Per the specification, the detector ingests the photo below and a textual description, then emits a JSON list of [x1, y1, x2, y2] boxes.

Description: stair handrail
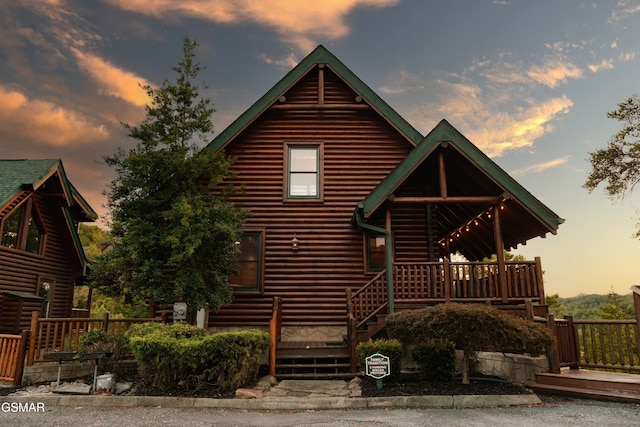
[[268, 296, 282, 376], [348, 269, 389, 329]]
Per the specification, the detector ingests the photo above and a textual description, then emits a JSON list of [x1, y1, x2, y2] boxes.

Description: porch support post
[[355, 204, 394, 314], [632, 285, 640, 362], [492, 206, 508, 303]]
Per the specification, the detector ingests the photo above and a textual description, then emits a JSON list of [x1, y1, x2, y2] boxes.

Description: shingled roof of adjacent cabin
[[1, 159, 97, 273], [0, 159, 96, 221]]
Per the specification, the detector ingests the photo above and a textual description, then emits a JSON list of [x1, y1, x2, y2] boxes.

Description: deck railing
[[348, 258, 545, 334], [0, 331, 28, 385], [554, 316, 640, 371], [26, 312, 162, 365], [393, 258, 544, 304]]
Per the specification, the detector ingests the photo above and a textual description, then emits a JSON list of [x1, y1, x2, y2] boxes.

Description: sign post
[[365, 353, 390, 390]]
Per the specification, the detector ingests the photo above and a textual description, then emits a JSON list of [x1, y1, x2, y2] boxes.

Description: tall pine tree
[[90, 36, 246, 311]]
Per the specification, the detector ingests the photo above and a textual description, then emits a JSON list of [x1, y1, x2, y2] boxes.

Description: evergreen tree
[[90, 36, 246, 311]]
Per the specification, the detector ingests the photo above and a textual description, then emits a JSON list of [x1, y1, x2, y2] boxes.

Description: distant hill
[[546, 292, 636, 320]]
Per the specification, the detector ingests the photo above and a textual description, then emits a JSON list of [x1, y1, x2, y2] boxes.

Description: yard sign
[[366, 353, 390, 389]]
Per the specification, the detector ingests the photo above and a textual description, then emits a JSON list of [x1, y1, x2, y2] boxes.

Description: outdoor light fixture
[[291, 235, 299, 251]]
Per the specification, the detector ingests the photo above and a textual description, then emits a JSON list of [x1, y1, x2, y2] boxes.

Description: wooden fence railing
[[393, 259, 544, 304], [348, 258, 545, 334], [0, 331, 29, 386], [575, 318, 639, 371], [550, 286, 640, 372], [27, 312, 162, 366], [553, 315, 640, 372]]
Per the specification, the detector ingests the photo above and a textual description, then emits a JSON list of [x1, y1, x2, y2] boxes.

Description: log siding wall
[[209, 67, 414, 327], [0, 189, 82, 328]]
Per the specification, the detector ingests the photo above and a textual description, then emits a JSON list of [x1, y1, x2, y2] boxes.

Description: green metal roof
[[358, 119, 565, 232], [206, 45, 423, 152]]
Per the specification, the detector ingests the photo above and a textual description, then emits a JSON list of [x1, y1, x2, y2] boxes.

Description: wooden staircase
[[357, 314, 387, 341], [531, 369, 640, 403], [274, 341, 353, 379]]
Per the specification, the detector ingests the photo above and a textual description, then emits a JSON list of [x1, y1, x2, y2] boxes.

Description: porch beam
[[492, 205, 509, 303], [270, 103, 370, 110], [438, 149, 447, 198], [389, 195, 505, 204]]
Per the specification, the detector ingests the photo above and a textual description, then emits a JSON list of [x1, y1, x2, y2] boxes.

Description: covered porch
[[348, 258, 547, 334], [348, 120, 563, 338]]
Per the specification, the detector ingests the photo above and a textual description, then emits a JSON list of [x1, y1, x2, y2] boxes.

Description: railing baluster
[[625, 324, 635, 366], [615, 324, 624, 365]]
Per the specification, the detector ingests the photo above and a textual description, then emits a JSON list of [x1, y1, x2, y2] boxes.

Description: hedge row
[[128, 323, 269, 391]]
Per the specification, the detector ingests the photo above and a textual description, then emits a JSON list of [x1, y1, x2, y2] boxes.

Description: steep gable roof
[[206, 45, 423, 152], [0, 159, 97, 274], [0, 159, 96, 221], [357, 120, 564, 258]]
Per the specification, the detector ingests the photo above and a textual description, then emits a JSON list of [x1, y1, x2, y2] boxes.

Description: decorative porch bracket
[[355, 204, 394, 314]]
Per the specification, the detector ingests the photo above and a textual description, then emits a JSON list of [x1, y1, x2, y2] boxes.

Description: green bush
[[387, 304, 555, 384], [78, 329, 129, 373], [356, 338, 403, 379], [128, 323, 269, 391], [129, 322, 205, 339], [387, 303, 554, 356], [411, 339, 456, 381]]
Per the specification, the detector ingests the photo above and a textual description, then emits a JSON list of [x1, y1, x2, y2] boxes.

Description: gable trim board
[[356, 119, 564, 234], [207, 45, 423, 153]]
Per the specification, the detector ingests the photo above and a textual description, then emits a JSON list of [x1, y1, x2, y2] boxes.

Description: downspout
[[355, 203, 394, 314]]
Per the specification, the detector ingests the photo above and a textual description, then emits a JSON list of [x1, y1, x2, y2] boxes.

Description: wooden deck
[[532, 368, 640, 403]]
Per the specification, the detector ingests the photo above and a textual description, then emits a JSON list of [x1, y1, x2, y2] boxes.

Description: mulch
[[361, 373, 532, 397]]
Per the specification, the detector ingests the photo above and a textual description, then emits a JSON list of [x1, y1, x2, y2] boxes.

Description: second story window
[[285, 143, 323, 200], [1, 198, 45, 255]]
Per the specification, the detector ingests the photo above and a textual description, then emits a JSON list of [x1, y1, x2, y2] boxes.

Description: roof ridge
[[205, 45, 423, 152]]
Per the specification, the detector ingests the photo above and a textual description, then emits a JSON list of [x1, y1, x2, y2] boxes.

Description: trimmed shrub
[[387, 304, 554, 384], [129, 321, 205, 339], [411, 339, 456, 381], [356, 338, 403, 379], [387, 303, 553, 355], [128, 323, 269, 391]]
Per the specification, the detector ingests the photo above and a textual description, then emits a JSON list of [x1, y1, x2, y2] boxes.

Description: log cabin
[[0, 159, 96, 334], [205, 46, 564, 377]]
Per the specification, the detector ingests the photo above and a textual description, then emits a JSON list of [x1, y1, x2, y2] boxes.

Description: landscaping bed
[[360, 373, 532, 397]]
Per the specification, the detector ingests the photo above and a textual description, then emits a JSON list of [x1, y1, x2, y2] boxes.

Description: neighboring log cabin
[[205, 45, 564, 349], [0, 160, 96, 333]]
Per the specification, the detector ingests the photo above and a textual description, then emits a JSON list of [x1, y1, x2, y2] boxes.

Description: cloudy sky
[[2, 0, 640, 297]]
